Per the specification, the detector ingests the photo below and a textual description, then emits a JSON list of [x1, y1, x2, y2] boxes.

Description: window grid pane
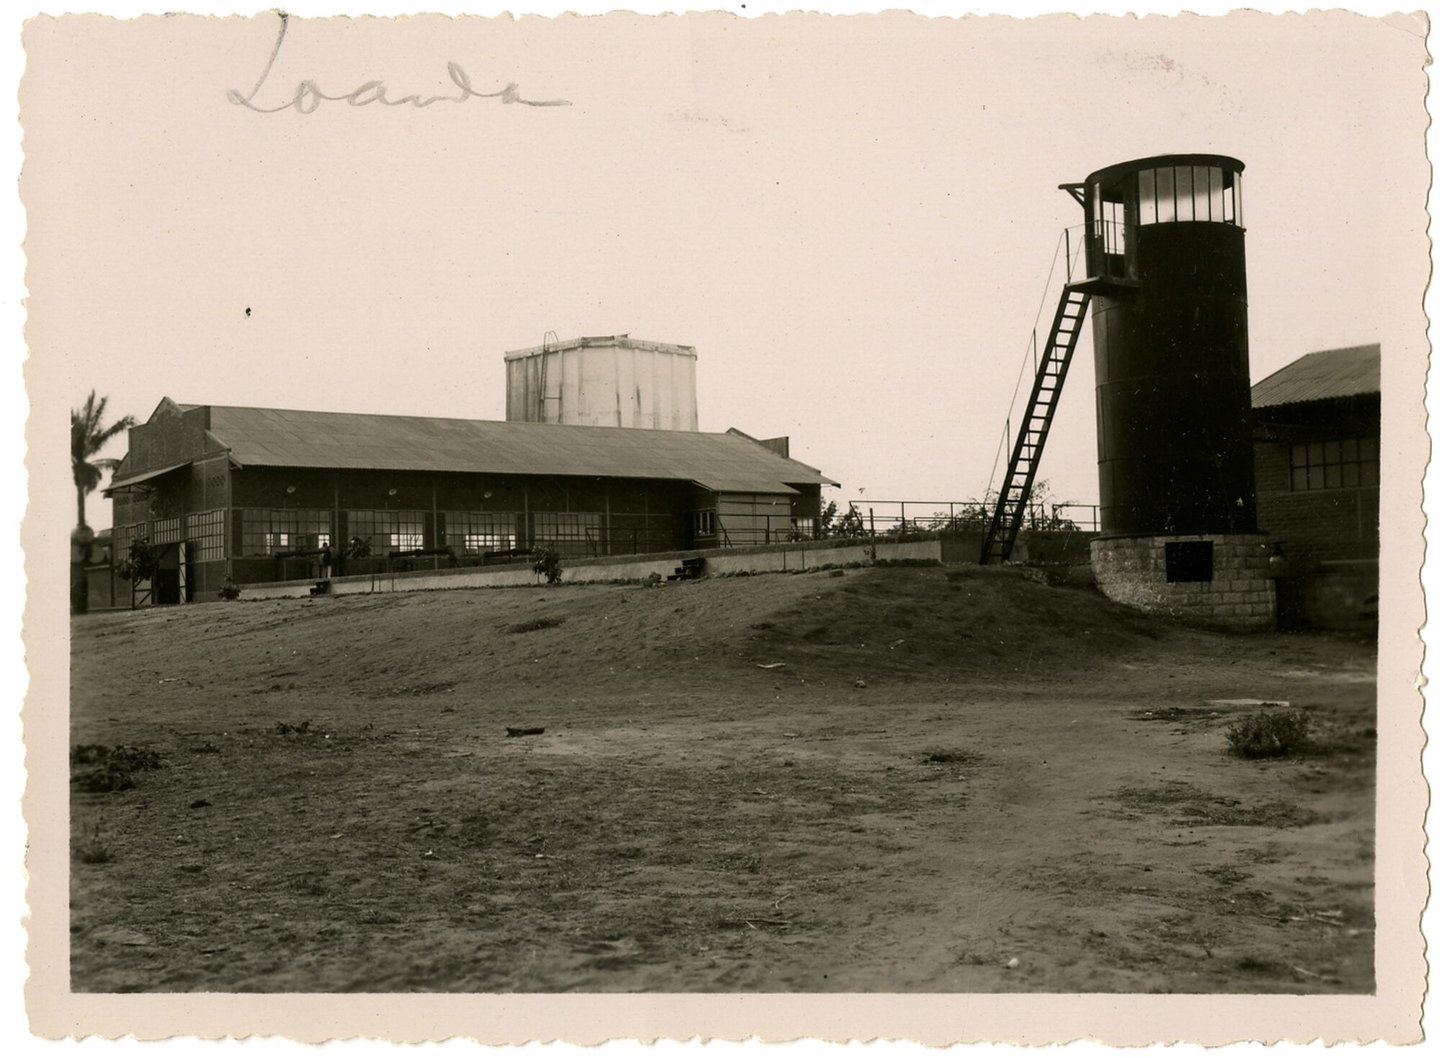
[[1289, 437, 1380, 492], [347, 509, 425, 552], [1102, 200, 1125, 255], [185, 509, 225, 562], [1192, 166, 1210, 221], [242, 508, 332, 555], [1137, 166, 1241, 226], [444, 511, 518, 554], [1155, 167, 1176, 223], [1206, 167, 1224, 221], [1138, 168, 1157, 225], [1175, 166, 1195, 221], [533, 512, 603, 558]]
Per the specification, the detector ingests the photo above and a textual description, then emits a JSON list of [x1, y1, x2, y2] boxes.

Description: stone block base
[[1090, 533, 1276, 632]]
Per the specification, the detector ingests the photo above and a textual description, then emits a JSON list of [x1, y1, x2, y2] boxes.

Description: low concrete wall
[[935, 530, 1096, 566], [1091, 533, 1276, 632], [1024, 531, 1099, 566], [236, 538, 943, 602]]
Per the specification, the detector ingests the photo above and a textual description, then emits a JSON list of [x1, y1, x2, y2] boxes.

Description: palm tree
[[71, 391, 135, 529]]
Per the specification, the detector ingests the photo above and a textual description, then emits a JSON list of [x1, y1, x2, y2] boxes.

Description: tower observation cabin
[[1068, 154, 1245, 291]]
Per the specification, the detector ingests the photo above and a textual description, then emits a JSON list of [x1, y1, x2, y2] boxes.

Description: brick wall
[[1091, 533, 1276, 631], [1252, 392, 1380, 569], [1253, 439, 1379, 567]]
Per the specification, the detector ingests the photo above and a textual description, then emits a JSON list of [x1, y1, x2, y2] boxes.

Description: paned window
[[242, 509, 333, 555], [445, 511, 518, 554], [112, 523, 142, 560], [185, 510, 226, 562], [1138, 165, 1240, 226], [151, 517, 183, 544], [346, 509, 425, 552], [1096, 198, 1126, 255], [1289, 437, 1379, 491], [533, 512, 602, 558]]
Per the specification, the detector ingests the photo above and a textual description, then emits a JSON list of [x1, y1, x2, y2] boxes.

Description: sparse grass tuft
[[75, 821, 114, 864], [1225, 710, 1311, 759], [71, 744, 163, 793], [922, 749, 984, 766], [506, 616, 566, 634]]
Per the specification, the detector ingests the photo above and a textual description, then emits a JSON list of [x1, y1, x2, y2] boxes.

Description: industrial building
[[100, 336, 833, 605], [1251, 343, 1380, 630]]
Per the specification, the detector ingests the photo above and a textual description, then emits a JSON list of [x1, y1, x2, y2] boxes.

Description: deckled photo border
[[11, 2, 1432, 1046]]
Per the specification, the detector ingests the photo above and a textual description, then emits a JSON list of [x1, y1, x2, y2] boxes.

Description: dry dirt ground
[[68, 563, 1376, 993]]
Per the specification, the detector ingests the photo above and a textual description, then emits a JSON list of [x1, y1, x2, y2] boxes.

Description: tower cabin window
[[1095, 197, 1126, 255], [1138, 166, 1242, 226]]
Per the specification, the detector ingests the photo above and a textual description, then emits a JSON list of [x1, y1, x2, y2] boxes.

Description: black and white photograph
[[15, 1, 1431, 1045]]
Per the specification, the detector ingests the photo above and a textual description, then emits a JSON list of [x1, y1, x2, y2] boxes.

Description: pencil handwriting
[[227, 13, 572, 115]]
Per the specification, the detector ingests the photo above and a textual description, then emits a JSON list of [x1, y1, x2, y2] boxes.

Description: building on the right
[[1250, 343, 1380, 633]]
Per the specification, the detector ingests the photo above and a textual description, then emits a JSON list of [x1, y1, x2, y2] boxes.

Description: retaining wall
[[235, 537, 943, 602]]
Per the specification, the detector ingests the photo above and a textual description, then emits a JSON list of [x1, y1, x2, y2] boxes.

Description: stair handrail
[[982, 223, 1089, 503]]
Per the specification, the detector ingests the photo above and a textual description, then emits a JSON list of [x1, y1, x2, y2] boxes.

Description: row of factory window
[[1289, 437, 1379, 492], [238, 509, 535, 556], [112, 510, 645, 562], [112, 506, 820, 563]]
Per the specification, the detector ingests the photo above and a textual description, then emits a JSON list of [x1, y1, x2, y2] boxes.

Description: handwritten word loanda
[[227, 14, 572, 115]]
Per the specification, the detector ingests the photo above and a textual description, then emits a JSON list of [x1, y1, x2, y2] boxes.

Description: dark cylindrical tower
[[1081, 154, 1256, 535], [1074, 154, 1274, 631]]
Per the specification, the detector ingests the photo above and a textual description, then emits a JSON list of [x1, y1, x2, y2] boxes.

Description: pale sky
[[23, 6, 1430, 530]]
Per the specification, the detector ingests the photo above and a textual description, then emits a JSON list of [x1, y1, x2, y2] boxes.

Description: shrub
[[115, 536, 163, 584], [531, 545, 563, 585], [70, 744, 163, 793], [1225, 710, 1311, 759], [218, 580, 242, 600]]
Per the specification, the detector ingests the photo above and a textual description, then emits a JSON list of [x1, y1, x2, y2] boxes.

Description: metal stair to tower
[[979, 283, 1092, 564]]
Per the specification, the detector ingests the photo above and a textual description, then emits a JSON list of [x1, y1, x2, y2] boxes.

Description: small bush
[[115, 536, 163, 585], [70, 744, 163, 793], [218, 581, 242, 600], [1225, 710, 1311, 759], [531, 545, 563, 585]]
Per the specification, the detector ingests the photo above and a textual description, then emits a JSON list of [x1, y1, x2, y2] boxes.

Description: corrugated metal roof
[[107, 460, 194, 491], [203, 405, 837, 493], [1251, 344, 1380, 409]]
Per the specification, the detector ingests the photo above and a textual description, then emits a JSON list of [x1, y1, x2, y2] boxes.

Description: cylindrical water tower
[[504, 333, 699, 432], [1073, 154, 1274, 630]]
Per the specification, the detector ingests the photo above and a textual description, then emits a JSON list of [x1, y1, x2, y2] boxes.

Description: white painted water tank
[[504, 334, 699, 431]]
